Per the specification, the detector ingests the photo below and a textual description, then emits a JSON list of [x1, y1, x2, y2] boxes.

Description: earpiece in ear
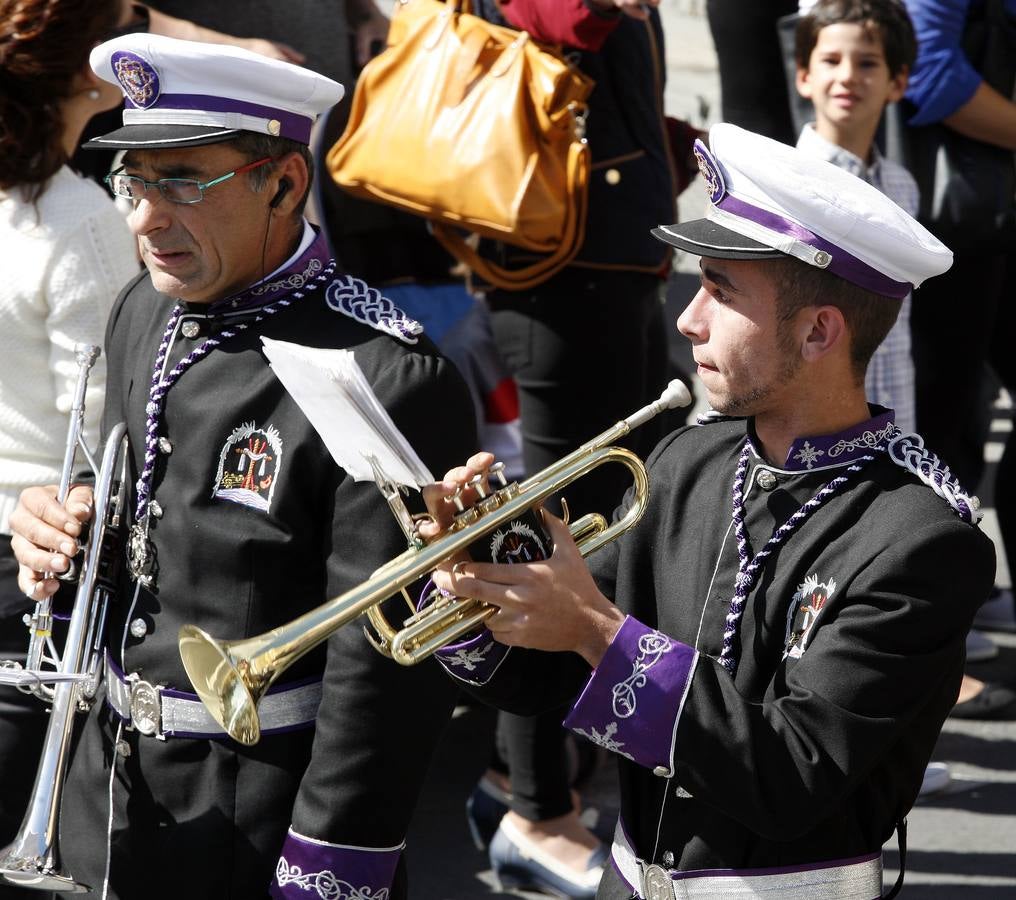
[[269, 178, 291, 209]]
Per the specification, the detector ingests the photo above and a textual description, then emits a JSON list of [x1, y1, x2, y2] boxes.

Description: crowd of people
[[0, 0, 1011, 898]]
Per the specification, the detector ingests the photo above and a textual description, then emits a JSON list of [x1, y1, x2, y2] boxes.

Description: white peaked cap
[[653, 124, 953, 297], [84, 33, 344, 149]]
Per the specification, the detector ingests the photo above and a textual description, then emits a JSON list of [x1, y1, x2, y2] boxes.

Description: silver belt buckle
[[643, 864, 674, 900], [127, 676, 164, 739]]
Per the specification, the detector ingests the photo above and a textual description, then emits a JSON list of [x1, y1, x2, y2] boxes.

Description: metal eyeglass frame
[[104, 156, 275, 205]]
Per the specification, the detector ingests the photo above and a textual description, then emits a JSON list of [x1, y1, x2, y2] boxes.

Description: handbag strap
[[431, 137, 590, 290]]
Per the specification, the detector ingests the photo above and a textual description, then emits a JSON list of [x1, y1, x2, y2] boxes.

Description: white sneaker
[[919, 762, 951, 797], [973, 587, 1016, 633], [966, 629, 999, 662]]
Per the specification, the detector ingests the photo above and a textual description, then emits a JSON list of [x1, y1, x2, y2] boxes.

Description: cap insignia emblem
[[692, 139, 726, 204], [111, 50, 161, 109]]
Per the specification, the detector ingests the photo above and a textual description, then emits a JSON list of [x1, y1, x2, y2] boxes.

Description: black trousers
[[0, 542, 50, 899], [706, 0, 800, 146], [486, 269, 678, 821]]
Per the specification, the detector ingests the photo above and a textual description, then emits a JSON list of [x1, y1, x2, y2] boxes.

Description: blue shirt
[[904, 0, 1016, 124]]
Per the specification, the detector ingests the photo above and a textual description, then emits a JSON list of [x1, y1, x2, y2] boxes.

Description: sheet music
[[261, 337, 434, 488]]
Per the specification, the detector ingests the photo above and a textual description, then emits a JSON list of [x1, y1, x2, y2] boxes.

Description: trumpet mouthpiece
[[660, 379, 692, 410], [624, 379, 693, 431]]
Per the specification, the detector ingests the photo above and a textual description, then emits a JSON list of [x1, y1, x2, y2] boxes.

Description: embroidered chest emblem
[[784, 573, 837, 660], [489, 519, 548, 565], [212, 422, 282, 512]]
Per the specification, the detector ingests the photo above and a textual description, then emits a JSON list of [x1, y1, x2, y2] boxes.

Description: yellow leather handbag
[[326, 0, 594, 290]]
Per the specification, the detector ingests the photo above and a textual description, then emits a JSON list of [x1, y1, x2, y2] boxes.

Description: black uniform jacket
[[60, 264, 477, 899], [442, 417, 994, 896]]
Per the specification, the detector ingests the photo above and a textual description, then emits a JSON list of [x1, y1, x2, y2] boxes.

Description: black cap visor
[[82, 123, 244, 151], [652, 219, 787, 261]]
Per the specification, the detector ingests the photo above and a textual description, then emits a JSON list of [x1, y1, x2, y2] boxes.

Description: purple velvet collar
[[204, 229, 332, 317], [750, 407, 897, 472]]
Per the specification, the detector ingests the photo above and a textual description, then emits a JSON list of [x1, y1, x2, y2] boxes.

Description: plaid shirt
[[796, 124, 919, 434]]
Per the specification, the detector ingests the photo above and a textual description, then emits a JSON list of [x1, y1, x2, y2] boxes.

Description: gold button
[[605, 168, 621, 186], [267, 119, 281, 136]]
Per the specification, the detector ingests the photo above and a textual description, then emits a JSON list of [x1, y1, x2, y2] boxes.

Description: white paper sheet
[[261, 337, 434, 488]]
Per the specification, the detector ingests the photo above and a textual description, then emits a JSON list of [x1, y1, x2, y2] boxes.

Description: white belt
[[611, 821, 883, 900], [105, 651, 322, 740]]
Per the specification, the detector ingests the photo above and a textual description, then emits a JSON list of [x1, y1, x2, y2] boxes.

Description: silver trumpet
[[0, 345, 129, 892]]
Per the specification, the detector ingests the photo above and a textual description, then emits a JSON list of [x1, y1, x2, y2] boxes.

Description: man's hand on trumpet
[[421, 455, 626, 669], [9, 484, 93, 599]]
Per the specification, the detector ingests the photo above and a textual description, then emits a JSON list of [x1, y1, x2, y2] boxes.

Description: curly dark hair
[[0, 0, 120, 200]]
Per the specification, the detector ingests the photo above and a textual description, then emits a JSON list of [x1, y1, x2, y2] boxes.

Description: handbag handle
[[431, 137, 590, 290]]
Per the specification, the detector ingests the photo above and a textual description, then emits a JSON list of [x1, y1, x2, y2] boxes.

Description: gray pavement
[[406, 3, 1016, 897]]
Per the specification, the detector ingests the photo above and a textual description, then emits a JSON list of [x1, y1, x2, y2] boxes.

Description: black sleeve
[[290, 349, 480, 846]]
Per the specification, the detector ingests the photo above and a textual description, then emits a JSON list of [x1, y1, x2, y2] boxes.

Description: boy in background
[[795, 0, 1013, 743], [794, 0, 917, 433]]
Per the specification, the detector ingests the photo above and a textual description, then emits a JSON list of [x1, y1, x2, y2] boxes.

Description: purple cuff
[[564, 616, 698, 775], [271, 829, 403, 899], [434, 626, 511, 686]]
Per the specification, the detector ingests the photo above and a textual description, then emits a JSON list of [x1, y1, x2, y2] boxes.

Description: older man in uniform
[[7, 35, 475, 899], [423, 124, 995, 899]]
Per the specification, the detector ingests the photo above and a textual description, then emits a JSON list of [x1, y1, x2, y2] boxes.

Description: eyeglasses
[[104, 157, 275, 205]]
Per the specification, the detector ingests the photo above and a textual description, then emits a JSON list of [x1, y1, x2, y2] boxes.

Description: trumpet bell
[[178, 625, 261, 746]]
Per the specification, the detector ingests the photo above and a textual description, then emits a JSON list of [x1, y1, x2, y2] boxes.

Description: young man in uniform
[[7, 35, 475, 899], [422, 124, 995, 898]]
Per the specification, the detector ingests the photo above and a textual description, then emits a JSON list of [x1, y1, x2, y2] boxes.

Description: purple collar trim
[[207, 231, 331, 317], [126, 93, 312, 144], [716, 193, 911, 299], [779, 407, 896, 471]]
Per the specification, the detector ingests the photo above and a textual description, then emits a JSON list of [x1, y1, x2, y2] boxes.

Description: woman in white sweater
[[0, 0, 139, 885]]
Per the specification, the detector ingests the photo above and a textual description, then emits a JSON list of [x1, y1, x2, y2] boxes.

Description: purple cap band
[[125, 93, 313, 144], [716, 193, 911, 299]]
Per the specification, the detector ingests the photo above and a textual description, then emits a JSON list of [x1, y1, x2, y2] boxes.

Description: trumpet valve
[[454, 506, 482, 527], [469, 473, 489, 499], [488, 461, 508, 487]]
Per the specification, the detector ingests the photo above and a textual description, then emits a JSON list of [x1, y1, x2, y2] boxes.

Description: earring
[[88, 89, 101, 100]]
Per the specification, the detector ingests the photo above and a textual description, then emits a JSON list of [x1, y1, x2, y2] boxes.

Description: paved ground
[[406, 3, 1016, 897]]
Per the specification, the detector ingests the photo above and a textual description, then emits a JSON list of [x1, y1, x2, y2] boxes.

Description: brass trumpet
[[178, 380, 691, 745]]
